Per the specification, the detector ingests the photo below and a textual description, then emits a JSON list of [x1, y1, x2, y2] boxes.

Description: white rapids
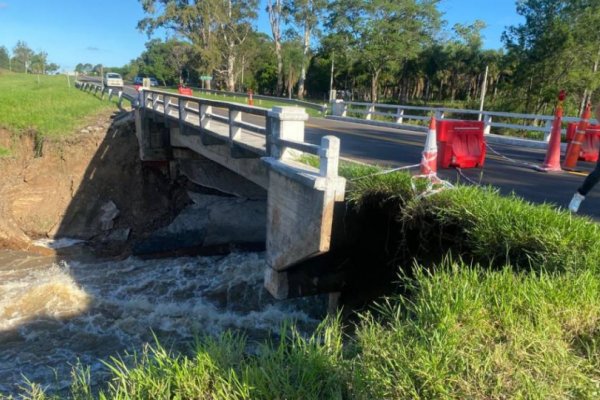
[[0, 251, 324, 395]]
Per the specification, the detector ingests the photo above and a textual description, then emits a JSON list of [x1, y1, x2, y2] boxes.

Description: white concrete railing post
[[366, 104, 375, 120], [164, 95, 170, 117], [178, 99, 188, 125], [200, 104, 212, 130], [543, 120, 553, 142], [267, 106, 309, 160], [395, 107, 404, 124], [483, 114, 493, 135], [332, 100, 346, 117], [229, 109, 242, 142], [319, 136, 340, 178]]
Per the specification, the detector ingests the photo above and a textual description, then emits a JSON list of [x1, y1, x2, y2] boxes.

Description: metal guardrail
[[194, 88, 328, 114], [75, 81, 136, 108], [331, 100, 597, 140]]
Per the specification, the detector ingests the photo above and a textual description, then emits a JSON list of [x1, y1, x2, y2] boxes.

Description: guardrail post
[[267, 106, 309, 160], [366, 104, 375, 120], [483, 114, 492, 135], [229, 109, 242, 142], [164, 95, 170, 117], [319, 136, 340, 178], [543, 119, 553, 142], [395, 108, 404, 124], [200, 103, 212, 130], [435, 109, 445, 120], [332, 100, 346, 117], [108, 88, 113, 101]]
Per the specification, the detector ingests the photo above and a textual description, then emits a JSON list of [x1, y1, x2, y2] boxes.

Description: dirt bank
[[0, 109, 185, 255]]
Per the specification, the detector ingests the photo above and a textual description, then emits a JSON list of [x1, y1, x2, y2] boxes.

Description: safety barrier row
[[330, 100, 598, 142]]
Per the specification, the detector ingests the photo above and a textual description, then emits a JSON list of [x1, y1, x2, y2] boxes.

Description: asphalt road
[[78, 78, 598, 219], [304, 117, 600, 219]]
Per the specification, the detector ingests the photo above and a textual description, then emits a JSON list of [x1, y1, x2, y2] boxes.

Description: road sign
[[200, 75, 212, 81]]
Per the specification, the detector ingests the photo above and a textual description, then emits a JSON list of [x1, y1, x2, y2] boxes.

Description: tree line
[[88, 0, 600, 115], [0, 41, 59, 75]]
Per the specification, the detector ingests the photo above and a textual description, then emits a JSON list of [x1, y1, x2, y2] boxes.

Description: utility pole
[[478, 65, 489, 121]]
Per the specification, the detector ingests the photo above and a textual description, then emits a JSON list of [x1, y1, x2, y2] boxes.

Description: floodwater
[[0, 248, 324, 395]]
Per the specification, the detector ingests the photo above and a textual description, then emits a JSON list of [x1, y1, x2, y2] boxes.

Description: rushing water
[[0, 249, 325, 395]]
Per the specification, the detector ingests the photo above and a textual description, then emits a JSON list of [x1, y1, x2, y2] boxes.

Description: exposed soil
[[0, 109, 187, 256]]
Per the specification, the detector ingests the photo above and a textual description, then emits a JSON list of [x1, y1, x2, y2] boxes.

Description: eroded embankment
[[0, 109, 192, 256]]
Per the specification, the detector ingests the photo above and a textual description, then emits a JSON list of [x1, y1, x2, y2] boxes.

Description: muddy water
[[0, 249, 324, 395]]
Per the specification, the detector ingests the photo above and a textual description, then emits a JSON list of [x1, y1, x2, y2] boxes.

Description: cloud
[[0, 3, 8, 9], [86, 46, 101, 52]]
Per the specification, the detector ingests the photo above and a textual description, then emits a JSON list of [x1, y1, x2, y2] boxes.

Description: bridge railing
[[331, 100, 597, 141], [139, 89, 328, 165]]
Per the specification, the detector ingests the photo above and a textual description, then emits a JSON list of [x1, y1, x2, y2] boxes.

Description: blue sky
[[0, 0, 523, 72]]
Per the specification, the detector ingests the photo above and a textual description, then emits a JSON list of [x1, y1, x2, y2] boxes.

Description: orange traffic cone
[[563, 103, 591, 170], [537, 90, 566, 172], [420, 116, 438, 176]]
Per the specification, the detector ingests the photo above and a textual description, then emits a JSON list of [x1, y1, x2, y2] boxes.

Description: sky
[[0, 0, 523, 72]]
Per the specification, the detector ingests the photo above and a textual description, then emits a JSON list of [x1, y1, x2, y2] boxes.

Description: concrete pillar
[[332, 100, 346, 117], [319, 136, 340, 178], [395, 108, 404, 124], [483, 114, 492, 135], [366, 104, 375, 120], [267, 106, 309, 160], [544, 120, 553, 142], [229, 109, 242, 142], [201, 104, 212, 130]]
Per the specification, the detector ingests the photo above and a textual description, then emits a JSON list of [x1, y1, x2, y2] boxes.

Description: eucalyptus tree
[[285, 0, 327, 99], [328, 0, 441, 102], [0, 46, 9, 70], [138, 0, 258, 91], [503, 0, 600, 113], [12, 41, 34, 73], [266, 0, 285, 95]]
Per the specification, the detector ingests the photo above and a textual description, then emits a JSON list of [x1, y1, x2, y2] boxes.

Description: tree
[[12, 41, 34, 73], [138, 0, 258, 91], [503, 0, 600, 114], [46, 63, 60, 74], [282, 38, 304, 98], [328, 0, 441, 102], [267, 0, 285, 96], [0, 46, 9, 70], [30, 51, 48, 74], [286, 0, 327, 99]]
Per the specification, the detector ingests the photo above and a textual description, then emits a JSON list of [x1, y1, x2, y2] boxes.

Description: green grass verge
[[0, 146, 10, 158], [0, 71, 118, 138], [9, 162, 600, 399]]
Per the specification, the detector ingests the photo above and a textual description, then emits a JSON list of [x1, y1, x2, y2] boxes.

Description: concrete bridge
[[77, 81, 346, 299]]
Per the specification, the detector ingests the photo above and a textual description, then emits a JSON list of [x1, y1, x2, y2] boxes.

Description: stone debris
[[99, 201, 120, 231]]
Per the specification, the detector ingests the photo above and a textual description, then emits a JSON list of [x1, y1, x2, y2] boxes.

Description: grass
[[0, 146, 10, 158], [0, 71, 119, 138], [7, 160, 600, 399]]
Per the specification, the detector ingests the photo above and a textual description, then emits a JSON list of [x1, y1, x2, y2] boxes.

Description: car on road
[[133, 76, 159, 87], [103, 72, 124, 88]]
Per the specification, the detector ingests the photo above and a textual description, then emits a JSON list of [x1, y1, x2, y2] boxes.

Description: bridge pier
[[130, 90, 346, 299]]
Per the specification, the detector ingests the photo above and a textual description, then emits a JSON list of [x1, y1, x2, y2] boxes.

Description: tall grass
[[0, 71, 117, 138]]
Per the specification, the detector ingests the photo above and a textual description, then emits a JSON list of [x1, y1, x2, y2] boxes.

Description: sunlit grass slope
[[0, 71, 116, 138]]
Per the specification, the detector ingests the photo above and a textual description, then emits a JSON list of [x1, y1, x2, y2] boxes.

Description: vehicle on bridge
[[133, 76, 158, 87], [103, 72, 124, 88]]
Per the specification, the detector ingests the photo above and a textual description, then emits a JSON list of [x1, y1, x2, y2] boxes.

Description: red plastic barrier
[[581, 125, 600, 162], [436, 120, 486, 168], [178, 86, 193, 96]]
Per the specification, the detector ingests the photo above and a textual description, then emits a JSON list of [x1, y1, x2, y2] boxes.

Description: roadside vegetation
[[0, 71, 118, 138], [11, 161, 600, 399]]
